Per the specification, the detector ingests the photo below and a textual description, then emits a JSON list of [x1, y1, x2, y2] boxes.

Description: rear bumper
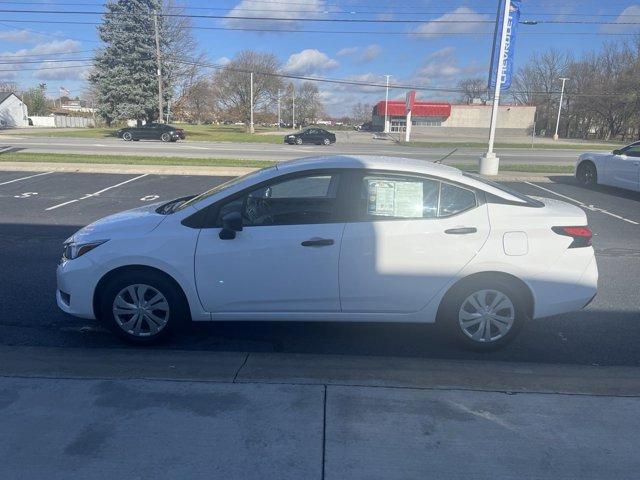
[[530, 254, 598, 319]]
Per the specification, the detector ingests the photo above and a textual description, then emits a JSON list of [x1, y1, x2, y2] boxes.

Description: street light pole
[[277, 89, 281, 130], [153, 10, 164, 123], [383, 74, 391, 133], [553, 77, 568, 141], [249, 72, 255, 134], [292, 87, 296, 130], [479, 0, 510, 175]]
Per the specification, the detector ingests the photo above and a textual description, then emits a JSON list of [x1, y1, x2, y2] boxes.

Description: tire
[[439, 279, 527, 351], [295, 137, 303, 145], [122, 132, 133, 141], [170, 138, 178, 142], [161, 132, 171, 142], [577, 161, 597, 187], [322, 138, 331, 145], [98, 270, 188, 345]]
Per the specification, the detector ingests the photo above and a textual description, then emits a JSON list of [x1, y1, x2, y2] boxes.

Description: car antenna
[[433, 148, 458, 164]]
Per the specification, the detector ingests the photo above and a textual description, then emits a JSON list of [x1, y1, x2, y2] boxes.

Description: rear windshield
[[463, 172, 544, 207]]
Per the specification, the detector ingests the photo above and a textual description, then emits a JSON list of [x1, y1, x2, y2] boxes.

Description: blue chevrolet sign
[[488, 0, 521, 90]]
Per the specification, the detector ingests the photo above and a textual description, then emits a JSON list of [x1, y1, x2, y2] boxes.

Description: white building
[[0, 92, 28, 128]]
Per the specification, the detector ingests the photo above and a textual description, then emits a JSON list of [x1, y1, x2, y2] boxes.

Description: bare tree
[[457, 77, 487, 103], [173, 77, 217, 124], [211, 50, 283, 132], [350, 102, 372, 124]]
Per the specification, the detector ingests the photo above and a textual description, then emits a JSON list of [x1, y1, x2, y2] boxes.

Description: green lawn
[[0, 151, 574, 174], [20, 124, 287, 144]]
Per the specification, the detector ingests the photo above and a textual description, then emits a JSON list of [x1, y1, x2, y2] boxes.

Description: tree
[[457, 77, 487, 103], [90, 0, 173, 125], [211, 50, 283, 132], [280, 81, 324, 126], [350, 102, 373, 124], [22, 84, 48, 116], [173, 77, 217, 124]]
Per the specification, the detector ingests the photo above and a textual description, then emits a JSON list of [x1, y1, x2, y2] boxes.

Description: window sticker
[[367, 179, 423, 218]]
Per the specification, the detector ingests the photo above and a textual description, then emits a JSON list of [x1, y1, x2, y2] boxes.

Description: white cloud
[[0, 39, 85, 80], [33, 60, 89, 80], [216, 56, 231, 66], [360, 44, 381, 62], [284, 49, 338, 75], [0, 29, 46, 43], [600, 5, 640, 33], [225, 0, 328, 29], [411, 7, 490, 38], [337, 46, 359, 56], [409, 47, 484, 85]]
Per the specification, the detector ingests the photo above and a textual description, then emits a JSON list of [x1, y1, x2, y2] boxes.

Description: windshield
[[463, 172, 544, 207], [173, 165, 276, 212]]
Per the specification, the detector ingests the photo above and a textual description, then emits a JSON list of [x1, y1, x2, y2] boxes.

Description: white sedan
[[576, 141, 640, 191], [57, 156, 598, 350]]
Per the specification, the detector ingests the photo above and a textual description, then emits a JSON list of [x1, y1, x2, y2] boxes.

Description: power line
[[0, 49, 92, 58], [0, 57, 90, 64], [0, 62, 91, 72]]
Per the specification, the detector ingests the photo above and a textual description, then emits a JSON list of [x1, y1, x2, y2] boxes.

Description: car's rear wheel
[[322, 138, 331, 145], [440, 280, 526, 351], [161, 132, 171, 142], [122, 132, 133, 141], [295, 137, 303, 145], [98, 271, 187, 345], [577, 161, 597, 186]]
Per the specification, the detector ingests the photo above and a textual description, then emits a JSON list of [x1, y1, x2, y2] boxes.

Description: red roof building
[[372, 100, 451, 119]]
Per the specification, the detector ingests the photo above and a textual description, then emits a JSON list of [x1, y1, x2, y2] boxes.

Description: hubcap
[[112, 284, 170, 337], [458, 289, 515, 343]]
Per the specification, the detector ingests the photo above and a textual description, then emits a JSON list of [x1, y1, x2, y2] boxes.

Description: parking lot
[[1, 168, 639, 366]]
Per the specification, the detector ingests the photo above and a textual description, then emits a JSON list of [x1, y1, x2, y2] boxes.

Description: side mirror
[[613, 149, 623, 155], [219, 211, 243, 240]]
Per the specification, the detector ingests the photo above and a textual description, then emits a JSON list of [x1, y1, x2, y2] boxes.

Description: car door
[[194, 171, 347, 312], [339, 172, 490, 313], [304, 129, 318, 144], [607, 145, 640, 191]]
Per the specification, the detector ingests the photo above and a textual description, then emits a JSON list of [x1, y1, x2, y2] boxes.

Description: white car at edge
[[576, 141, 640, 191], [57, 156, 598, 350]]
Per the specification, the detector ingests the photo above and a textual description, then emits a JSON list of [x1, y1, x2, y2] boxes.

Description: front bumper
[[56, 258, 98, 319]]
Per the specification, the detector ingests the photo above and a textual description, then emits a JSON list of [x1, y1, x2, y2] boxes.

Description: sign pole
[[480, 0, 511, 175]]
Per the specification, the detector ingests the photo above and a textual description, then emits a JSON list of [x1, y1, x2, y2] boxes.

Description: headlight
[[288, 135, 295, 138], [62, 240, 108, 261]]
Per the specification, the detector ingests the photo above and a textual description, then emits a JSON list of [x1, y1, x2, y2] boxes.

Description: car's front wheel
[[122, 132, 133, 141], [161, 132, 171, 142], [98, 270, 188, 345], [322, 138, 331, 145], [577, 161, 597, 187], [295, 137, 303, 145], [440, 280, 526, 351]]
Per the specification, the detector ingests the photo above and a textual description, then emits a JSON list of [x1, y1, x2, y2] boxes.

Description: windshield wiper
[[156, 195, 197, 215]]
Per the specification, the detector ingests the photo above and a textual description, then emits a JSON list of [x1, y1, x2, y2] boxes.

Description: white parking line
[[45, 174, 149, 211], [524, 182, 639, 225], [0, 171, 53, 186]]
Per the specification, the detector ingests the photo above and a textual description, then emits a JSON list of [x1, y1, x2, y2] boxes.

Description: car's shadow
[[548, 175, 640, 202]]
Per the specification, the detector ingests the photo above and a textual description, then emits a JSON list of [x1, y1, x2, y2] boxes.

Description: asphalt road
[[0, 135, 584, 164], [1, 169, 638, 366]]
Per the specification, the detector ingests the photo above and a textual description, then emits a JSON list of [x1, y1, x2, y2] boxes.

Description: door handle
[[301, 238, 334, 247], [444, 227, 477, 235]]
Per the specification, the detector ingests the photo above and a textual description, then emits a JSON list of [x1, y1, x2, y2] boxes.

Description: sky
[[0, 0, 638, 116]]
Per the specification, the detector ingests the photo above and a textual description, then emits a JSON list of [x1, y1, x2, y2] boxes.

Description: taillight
[[552, 226, 593, 248]]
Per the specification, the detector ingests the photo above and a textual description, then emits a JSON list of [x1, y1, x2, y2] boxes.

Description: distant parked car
[[285, 128, 336, 145], [576, 141, 640, 191], [117, 123, 186, 142]]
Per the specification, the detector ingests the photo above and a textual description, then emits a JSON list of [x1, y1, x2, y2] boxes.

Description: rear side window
[[359, 175, 478, 220], [439, 183, 477, 217]]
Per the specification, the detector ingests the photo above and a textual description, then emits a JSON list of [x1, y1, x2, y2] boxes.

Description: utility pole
[[553, 77, 568, 141], [277, 89, 281, 129], [153, 10, 164, 123], [479, 0, 510, 175], [249, 72, 255, 134], [384, 74, 391, 133], [292, 87, 296, 130]]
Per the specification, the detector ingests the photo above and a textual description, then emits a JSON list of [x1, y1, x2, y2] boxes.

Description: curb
[[0, 161, 573, 182]]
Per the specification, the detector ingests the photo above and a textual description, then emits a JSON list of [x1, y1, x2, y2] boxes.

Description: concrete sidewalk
[[1, 346, 639, 479]]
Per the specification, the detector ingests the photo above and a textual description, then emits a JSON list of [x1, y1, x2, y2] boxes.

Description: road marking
[[140, 194, 159, 202], [45, 174, 149, 211], [0, 171, 53, 186], [14, 192, 38, 198], [524, 181, 639, 225]]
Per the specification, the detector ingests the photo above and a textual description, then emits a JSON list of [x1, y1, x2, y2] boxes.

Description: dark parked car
[[117, 123, 186, 142], [284, 128, 336, 145]]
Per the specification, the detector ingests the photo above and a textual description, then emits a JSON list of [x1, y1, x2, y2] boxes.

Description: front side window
[[217, 173, 342, 226], [623, 144, 640, 158]]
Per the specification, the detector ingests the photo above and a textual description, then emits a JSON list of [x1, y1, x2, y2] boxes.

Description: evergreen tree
[[90, 0, 170, 125]]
